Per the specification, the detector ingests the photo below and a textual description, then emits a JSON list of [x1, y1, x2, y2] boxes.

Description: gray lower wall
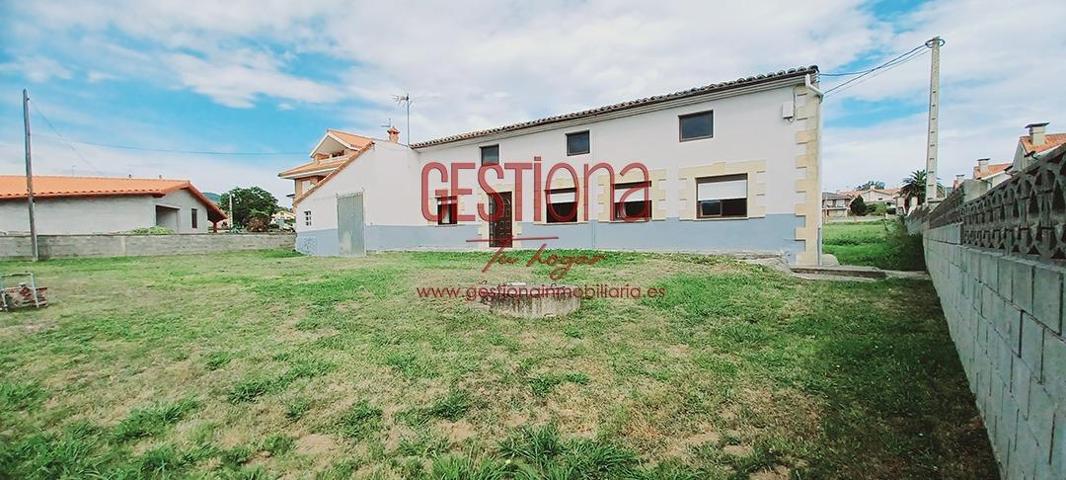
[[925, 223, 1065, 479], [0, 234, 295, 260], [297, 214, 805, 261]]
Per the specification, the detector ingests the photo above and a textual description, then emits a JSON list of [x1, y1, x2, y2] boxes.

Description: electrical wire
[[825, 48, 929, 97], [30, 102, 105, 175], [31, 135, 306, 156], [823, 44, 929, 96]]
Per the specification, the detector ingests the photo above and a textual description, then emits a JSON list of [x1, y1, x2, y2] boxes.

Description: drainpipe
[[805, 74, 824, 98]]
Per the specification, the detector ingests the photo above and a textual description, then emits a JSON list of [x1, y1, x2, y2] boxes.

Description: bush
[[126, 226, 174, 235], [849, 197, 867, 216]]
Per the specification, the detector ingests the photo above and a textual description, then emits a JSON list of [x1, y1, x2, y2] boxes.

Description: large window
[[613, 181, 651, 221], [545, 188, 577, 223], [566, 131, 590, 156], [437, 196, 458, 225], [696, 174, 747, 218], [679, 111, 713, 141], [191, 208, 199, 229], [303, 210, 312, 226], [480, 145, 499, 165]]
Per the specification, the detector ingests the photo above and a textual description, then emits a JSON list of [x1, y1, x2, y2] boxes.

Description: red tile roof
[[278, 154, 354, 179], [0, 175, 226, 221], [973, 162, 1011, 180], [1020, 133, 1066, 155], [411, 66, 818, 148], [292, 144, 373, 206]]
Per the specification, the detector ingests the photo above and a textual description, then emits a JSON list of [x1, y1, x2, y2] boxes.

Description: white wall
[[0, 196, 154, 234], [155, 189, 212, 233]]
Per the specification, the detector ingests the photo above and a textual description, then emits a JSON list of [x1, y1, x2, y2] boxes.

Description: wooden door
[[489, 192, 513, 248]]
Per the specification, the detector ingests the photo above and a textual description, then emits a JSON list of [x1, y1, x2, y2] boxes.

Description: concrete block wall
[[925, 223, 1065, 479], [0, 234, 295, 260]]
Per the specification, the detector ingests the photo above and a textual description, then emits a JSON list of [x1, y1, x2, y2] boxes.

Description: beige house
[[822, 192, 850, 218], [278, 129, 376, 199]]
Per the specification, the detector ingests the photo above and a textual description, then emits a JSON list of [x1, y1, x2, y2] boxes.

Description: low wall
[[918, 145, 1066, 479], [925, 223, 1064, 479], [0, 233, 295, 260]]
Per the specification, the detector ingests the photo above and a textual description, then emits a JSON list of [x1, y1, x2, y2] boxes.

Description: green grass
[[0, 249, 992, 478], [823, 219, 927, 271]]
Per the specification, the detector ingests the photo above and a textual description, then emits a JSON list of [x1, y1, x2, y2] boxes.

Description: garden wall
[[918, 146, 1065, 479], [0, 233, 295, 260]]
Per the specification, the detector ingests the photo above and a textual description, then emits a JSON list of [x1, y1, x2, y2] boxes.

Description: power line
[[822, 43, 929, 95], [31, 134, 305, 156], [30, 102, 105, 175], [825, 48, 929, 97]]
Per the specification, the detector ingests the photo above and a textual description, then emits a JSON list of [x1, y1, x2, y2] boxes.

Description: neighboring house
[[0, 176, 226, 234], [971, 158, 1012, 188], [822, 192, 850, 218], [278, 129, 374, 199], [1012, 122, 1066, 172], [293, 66, 823, 265]]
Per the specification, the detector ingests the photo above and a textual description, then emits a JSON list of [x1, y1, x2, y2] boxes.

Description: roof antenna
[[392, 93, 412, 144]]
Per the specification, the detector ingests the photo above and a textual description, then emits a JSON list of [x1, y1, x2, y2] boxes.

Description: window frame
[[695, 174, 748, 219], [480, 144, 500, 166], [437, 196, 458, 225], [612, 181, 652, 222], [304, 210, 312, 226], [679, 110, 714, 142], [191, 208, 199, 229], [565, 130, 590, 156], [545, 187, 578, 223]]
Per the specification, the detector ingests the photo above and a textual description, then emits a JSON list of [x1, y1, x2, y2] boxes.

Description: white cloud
[[0, 56, 73, 83], [4, 0, 1066, 193]]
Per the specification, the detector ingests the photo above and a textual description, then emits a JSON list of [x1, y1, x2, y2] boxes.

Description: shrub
[[126, 226, 175, 235], [849, 197, 867, 216]]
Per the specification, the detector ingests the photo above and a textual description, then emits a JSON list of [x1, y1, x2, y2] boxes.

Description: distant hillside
[[203, 192, 221, 203]]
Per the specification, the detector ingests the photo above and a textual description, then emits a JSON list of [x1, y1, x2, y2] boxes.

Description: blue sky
[[1, 0, 1064, 204]]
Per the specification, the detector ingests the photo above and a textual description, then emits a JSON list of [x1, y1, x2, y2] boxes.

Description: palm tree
[[899, 170, 944, 209]]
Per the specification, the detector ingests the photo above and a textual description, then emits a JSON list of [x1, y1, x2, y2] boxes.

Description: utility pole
[[22, 89, 39, 262], [924, 36, 944, 205]]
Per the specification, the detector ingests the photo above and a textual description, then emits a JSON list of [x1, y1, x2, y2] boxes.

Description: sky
[[1, 0, 1064, 205]]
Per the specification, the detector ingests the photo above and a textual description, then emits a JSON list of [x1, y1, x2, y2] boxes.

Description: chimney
[[387, 126, 400, 143], [954, 174, 965, 188], [1026, 122, 1048, 146], [977, 158, 990, 174]]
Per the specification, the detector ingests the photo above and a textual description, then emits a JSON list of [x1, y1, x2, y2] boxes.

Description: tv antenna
[[392, 92, 412, 144]]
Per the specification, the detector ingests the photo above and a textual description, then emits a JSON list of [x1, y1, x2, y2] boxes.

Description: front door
[[336, 193, 365, 256], [489, 192, 513, 248]]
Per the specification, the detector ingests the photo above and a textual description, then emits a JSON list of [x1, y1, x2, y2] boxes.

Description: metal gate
[[336, 193, 365, 256]]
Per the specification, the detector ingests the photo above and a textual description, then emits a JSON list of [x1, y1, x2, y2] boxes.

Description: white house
[[0, 176, 226, 234], [293, 67, 823, 265]]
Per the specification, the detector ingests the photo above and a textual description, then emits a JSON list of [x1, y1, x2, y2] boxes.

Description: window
[[679, 111, 713, 141], [545, 188, 577, 223], [696, 174, 747, 218], [191, 208, 199, 229], [566, 131, 590, 156], [612, 181, 651, 221], [480, 145, 499, 165], [437, 196, 458, 225], [304, 210, 312, 226]]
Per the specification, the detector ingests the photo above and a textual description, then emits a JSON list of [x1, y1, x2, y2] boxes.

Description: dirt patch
[[750, 465, 791, 480], [722, 444, 753, 457], [439, 419, 476, 444], [296, 433, 341, 456], [664, 428, 721, 458]]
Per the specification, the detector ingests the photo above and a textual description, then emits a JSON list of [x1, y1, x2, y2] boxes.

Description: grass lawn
[[822, 219, 926, 271], [0, 249, 993, 479]]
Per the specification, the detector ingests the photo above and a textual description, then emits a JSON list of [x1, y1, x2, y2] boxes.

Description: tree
[[899, 170, 945, 207], [856, 180, 886, 190], [849, 196, 868, 216], [219, 187, 279, 228]]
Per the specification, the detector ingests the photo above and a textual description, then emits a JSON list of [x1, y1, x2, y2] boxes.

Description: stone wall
[[925, 223, 1064, 479], [0, 233, 295, 260], [918, 144, 1065, 479]]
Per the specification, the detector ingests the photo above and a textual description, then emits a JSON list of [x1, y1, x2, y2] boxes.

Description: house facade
[[0, 176, 226, 234], [1012, 122, 1066, 172], [822, 192, 850, 218], [278, 129, 373, 200], [293, 67, 823, 265]]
